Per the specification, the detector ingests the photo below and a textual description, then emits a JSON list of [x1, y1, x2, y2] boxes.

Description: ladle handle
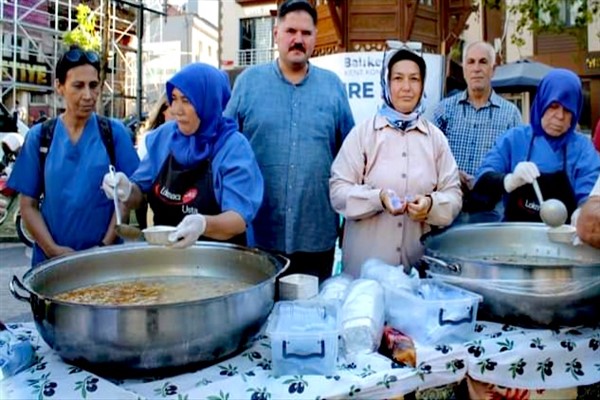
[[109, 165, 122, 225], [532, 179, 544, 205]]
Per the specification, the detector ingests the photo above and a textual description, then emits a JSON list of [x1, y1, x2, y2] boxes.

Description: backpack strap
[[97, 116, 116, 166], [38, 116, 115, 197], [39, 118, 58, 196]]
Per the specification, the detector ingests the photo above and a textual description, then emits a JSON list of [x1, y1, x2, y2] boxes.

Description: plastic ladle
[[109, 165, 142, 240], [532, 179, 568, 227]]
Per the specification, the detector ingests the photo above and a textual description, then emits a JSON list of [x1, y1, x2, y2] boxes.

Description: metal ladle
[[532, 180, 568, 227], [109, 166, 142, 240]]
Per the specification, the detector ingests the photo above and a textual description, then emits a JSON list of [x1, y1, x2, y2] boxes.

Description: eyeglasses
[[61, 48, 100, 65]]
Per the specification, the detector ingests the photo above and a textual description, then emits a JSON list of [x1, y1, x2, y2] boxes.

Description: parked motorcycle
[[0, 133, 34, 248]]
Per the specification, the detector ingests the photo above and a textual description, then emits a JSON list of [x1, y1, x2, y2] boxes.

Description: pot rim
[[19, 241, 289, 309], [423, 222, 600, 268]]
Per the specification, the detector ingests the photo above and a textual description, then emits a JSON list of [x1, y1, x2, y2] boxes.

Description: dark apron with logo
[[147, 154, 246, 245], [505, 136, 577, 223]]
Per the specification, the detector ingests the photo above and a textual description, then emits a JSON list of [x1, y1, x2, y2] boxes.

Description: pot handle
[[273, 253, 291, 276], [9, 275, 31, 302], [421, 255, 461, 275]]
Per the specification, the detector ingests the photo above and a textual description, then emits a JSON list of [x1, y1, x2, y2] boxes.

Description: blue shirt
[[224, 60, 355, 253], [8, 114, 140, 266], [477, 125, 600, 206], [432, 90, 522, 176], [131, 121, 264, 229]]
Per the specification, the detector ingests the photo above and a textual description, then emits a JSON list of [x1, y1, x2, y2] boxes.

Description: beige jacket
[[329, 115, 462, 277]]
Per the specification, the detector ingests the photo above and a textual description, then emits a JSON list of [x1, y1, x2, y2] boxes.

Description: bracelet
[[425, 194, 434, 214]]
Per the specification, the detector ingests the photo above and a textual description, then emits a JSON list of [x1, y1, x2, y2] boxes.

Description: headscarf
[[166, 63, 238, 166], [530, 68, 582, 152], [377, 48, 427, 131]]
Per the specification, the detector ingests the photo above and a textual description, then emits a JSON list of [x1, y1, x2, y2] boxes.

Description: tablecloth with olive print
[[455, 321, 600, 389], [2, 321, 598, 400], [1, 322, 465, 400]]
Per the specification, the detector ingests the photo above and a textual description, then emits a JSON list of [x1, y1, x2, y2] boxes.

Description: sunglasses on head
[[62, 48, 100, 65], [385, 40, 423, 56]]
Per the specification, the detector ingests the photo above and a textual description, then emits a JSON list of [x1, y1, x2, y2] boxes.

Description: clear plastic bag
[[360, 258, 419, 294], [318, 273, 354, 303], [0, 323, 35, 381]]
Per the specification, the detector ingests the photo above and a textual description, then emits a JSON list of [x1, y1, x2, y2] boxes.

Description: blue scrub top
[[8, 114, 140, 266], [477, 125, 600, 206], [131, 121, 264, 235]]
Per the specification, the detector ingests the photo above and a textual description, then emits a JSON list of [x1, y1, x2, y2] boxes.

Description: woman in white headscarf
[[329, 46, 462, 277]]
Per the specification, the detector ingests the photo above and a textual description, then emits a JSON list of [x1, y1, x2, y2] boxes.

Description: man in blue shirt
[[225, 0, 354, 282], [433, 41, 522, 223]]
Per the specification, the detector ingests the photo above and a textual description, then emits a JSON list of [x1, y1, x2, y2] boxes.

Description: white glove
[[570, 208, 582, 246], [0, 198, 7, 218], [503, 162, 540, 193], [168, 214, 207, 249], [102, 171, 132, 202]]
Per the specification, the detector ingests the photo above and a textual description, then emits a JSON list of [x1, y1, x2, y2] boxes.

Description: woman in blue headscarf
[[329, 46, 461, 277], [102, 63, 264, 247], [472, 68, 600, 223]]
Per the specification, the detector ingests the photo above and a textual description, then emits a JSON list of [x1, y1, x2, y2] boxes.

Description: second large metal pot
[[10, 242, 289, 376], [422, 223, 600, 328]]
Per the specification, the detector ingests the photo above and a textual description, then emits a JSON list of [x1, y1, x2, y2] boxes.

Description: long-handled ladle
[[109, 165, 142, 240], [532, 179, 568, 227]]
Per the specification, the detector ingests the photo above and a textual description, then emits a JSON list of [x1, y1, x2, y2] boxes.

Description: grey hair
[[462, 41, 496, 65]]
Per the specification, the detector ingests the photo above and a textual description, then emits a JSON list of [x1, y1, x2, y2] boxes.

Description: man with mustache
[[433, 41, 522, 224], [225, 0, 354, 282]]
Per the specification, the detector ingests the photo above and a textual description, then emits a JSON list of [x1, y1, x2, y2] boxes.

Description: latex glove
[[168, 214, 207, 249], [503, 162, 540, 193], [102, 171, 132, 202], [570, 208, 582, 246], [0, 198, 7, 218]]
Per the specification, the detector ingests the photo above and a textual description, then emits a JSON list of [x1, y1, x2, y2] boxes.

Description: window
[[419, 0, 433, 6], [539, 0, 581, 27], [239, 16, 274, 66]]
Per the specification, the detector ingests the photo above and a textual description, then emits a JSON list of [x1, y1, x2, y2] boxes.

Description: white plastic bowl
[[547, 225, 576, 244], [141, 225, 177, 246]]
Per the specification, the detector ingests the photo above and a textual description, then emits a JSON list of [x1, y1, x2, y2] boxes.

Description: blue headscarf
[[377, 48, 427, 131], [166, 63, 238, 166], [530, 68, 582, 151]]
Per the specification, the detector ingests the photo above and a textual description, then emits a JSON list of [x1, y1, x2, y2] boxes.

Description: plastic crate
[[266, 300, 340, 376], [386, 279, 482, 345]]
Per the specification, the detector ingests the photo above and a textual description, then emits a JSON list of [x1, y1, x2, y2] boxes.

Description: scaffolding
[[0, 0, 166, 121]]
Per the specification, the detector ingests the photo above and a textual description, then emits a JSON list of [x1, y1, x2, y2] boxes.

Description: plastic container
[[266, 300, 340, 376], [279, 274, 319, 300], [386, 279, 482, 345]]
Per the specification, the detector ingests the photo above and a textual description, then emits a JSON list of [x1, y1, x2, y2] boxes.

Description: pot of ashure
[[421, 223, 600, 328], [10, 242, 289, 377]]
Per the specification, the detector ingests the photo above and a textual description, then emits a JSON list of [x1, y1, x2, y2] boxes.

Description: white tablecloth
[[2, 321, 598, 399], [0, 322, 466, 400]]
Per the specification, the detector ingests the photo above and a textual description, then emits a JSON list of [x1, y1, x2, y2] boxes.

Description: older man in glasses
[[433, 41, 522, 224]]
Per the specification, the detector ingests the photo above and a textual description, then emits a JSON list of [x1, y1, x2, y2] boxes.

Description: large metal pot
[[10, 242, 289, 376], [422, 223, 600, 328]]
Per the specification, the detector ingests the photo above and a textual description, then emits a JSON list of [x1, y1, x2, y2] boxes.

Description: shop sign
[[585, 52, 600, 74], [1, 34, 52, 87]]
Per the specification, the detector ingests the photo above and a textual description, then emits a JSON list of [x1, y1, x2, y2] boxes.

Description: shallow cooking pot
[[422, 223, 600, 328], [10, 242, 289, 376]]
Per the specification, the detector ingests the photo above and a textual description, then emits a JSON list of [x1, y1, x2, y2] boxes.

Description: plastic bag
[[319, 273, 354, 303], [360, 258, 419, 294], [0, 322, 35, 381]]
